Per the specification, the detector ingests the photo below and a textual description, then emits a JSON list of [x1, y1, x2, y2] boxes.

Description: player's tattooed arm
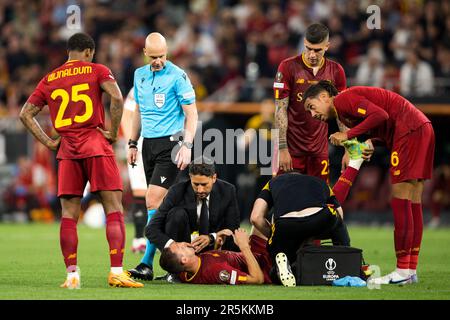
[[100, 81, 124, 143], [19, 102, 61, 151], [274, 97, 289, 149]]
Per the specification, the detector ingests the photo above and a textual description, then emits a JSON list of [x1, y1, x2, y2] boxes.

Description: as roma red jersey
[[179, 250, 272, 285], [333, 86, 431, 148], [274, 54, 346, 157], [27, 60, 116, 159]]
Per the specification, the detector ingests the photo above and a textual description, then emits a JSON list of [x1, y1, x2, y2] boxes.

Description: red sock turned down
[[60, 217, 78, 268], [332, 167, 359, 204], [106, 212, 125, 267], [391, 198, 413, 270], [410, 203, 423, 270]]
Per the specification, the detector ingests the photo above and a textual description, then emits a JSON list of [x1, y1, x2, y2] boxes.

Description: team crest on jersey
[[219, 270, 230, 282], [154, 93, 165, 108], [276, 71, 283, 82]]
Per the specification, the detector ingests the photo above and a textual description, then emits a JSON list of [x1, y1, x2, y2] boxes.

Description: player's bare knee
[[146, 185, 167, 209], [98, 190, 123, 213], [392, 182, 414, 200]]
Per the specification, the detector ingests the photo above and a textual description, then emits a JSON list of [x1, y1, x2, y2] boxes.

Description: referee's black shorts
[[267, 207, 338, 264], [142, 136, 181, 189]]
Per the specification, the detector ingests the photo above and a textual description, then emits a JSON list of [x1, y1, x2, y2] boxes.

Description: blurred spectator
[[435, 45, 450, 95], [355, 43, 385, 87], [390, 13, 415, 63], [326, 15, 345, 64], [1, 0, 450, 112], [400, 49, 435, 97], [381, 62, 400, 93]]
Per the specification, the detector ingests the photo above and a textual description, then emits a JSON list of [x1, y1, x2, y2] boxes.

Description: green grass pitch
[[0, 223, 449, 300]]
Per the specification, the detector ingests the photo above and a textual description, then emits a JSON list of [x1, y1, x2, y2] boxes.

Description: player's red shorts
[[390, 122, 435, 184], [290, 154, 329, 182], [249, 235, 273, 283], [57, 156, 123, 196]]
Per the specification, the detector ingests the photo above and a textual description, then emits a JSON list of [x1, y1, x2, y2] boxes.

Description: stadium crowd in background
[[0, 0, 449, 225], [1, 0, 450, 117]]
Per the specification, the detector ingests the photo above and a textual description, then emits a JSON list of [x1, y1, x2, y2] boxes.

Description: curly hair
[[67, 33, 95, 52]]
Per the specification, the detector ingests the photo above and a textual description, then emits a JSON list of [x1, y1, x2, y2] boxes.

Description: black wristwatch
[[182, 141, 193, 149], [128, 139, 138, 149], [208, 234, 215, 245]]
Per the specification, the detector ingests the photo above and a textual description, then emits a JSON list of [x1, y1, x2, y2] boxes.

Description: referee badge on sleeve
[[154, 93, 165, 108]]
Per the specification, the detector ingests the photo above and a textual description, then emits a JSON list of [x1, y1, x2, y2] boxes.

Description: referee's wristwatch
[[181, 141, 193, 149]]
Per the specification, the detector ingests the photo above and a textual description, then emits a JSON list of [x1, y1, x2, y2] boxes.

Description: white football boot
[[368, 270, 411, 285]]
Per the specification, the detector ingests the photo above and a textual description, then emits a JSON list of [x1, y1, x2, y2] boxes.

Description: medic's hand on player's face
[[362, 139, 374, 161], [191, 234, 210, 253], [329, 132, 348, 146], [47, 136, 61, 151], [232, 228, 250, 250], [215, 229, 233, 249], [96, 127, 117, 144], [279, 148, 293, 172], [176, 145, 192, 170]]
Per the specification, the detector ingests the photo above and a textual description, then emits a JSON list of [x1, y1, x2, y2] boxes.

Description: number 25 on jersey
[[51, 83, 93, 128]]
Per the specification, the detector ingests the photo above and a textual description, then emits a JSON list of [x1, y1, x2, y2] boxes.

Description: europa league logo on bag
[[325, 258, 337, 271]]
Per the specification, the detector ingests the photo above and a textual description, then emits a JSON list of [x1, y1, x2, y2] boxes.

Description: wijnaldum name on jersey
[[47, 66, 92, 82]]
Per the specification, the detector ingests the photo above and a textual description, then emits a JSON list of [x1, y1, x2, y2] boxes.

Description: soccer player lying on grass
[[158, 140, 369, 286], [159, 228, 270, 285], [303, 81, 435, 285]]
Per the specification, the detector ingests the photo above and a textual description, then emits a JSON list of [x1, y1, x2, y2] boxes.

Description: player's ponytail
[[303, 80, 339, 101]]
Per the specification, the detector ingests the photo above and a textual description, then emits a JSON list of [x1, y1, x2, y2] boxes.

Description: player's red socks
[[106, 212, 125, 267], [391, 198, 413, 269], [332, 167, 359, 203], [60, 217, 78, 269], [410, 202, 423, 270]]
